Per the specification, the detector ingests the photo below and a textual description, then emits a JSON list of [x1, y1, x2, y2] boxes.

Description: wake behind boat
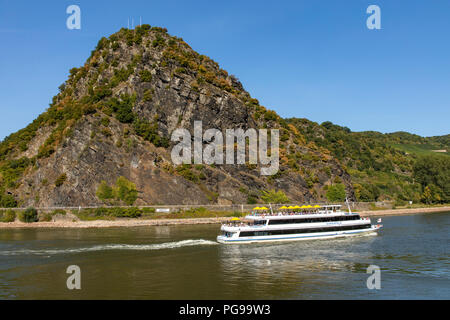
[[217, 204, 382, 244]]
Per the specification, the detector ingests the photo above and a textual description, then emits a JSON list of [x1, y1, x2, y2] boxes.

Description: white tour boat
[[217, 204, 382, 244]]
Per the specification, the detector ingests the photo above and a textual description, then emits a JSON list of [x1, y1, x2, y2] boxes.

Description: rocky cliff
[[0, 25, 354, 207]]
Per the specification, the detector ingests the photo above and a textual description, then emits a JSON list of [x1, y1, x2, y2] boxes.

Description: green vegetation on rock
[[0, 209, 16, 222], [19, 207, 38, 223], [326, 184, 346, 202], [96, 176, 138, 205], [261, 189, 290, 204]]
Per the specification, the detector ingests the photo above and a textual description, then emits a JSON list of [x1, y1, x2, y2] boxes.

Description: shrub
[[133, 118, 169, 148], [96, 181, 114, 201], [100, 117, 110, 127], [264, 110, 278, 122], [143, 89, 153, 102], [87, 207, 142, 218], [101, 128, 112, 137], [261, 189, 289, 204], [414, 156, 449, 203], [118, 207, 142, 218], [247, 195, 258, 204], [55, 173, 67, 187], [0, 194, 17, 208], [394, 198, 407, 207], [40, 213, 53, 222], [19, 207, 38, 223], [326, 184, 346, 202], [115, 177, 138, 205], [107, 94, 136, 124], [139, 70, 152, 82], [176, 165, 199, 183], [53, 209, 66, 215], [1, 209, 16, 222], [95, 177, 138, 205], [152, 34, 166, 48]]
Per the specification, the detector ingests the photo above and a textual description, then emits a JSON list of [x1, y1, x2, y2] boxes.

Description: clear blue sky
[[1, 0, 449, 140]]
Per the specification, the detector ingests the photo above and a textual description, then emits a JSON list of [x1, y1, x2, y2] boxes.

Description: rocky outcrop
[[2, 25, 355, 207]]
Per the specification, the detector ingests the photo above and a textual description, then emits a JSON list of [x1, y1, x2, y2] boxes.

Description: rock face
[[1, 25, 355, 207]]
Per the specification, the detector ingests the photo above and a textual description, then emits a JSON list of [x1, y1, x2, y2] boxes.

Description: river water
[[0, 212, 448, 299]]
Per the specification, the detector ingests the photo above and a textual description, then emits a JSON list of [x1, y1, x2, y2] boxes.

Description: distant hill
[[285, 119, 449, 203], [0, 25, 448, 208]]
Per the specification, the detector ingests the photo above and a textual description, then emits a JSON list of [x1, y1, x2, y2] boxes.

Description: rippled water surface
[[0, 212, 449, 299]]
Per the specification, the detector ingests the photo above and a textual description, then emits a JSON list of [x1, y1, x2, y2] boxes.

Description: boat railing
[[248, 210, 344, 217]]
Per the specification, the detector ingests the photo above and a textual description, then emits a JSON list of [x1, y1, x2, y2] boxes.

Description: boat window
[[239, 223, 371, 237], [222, 231, 235, 237], [253, 220, 267, 225], [268, 215, 360, 225]]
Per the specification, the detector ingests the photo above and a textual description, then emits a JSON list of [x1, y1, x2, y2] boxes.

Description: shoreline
[[0, 206, 448, 229]]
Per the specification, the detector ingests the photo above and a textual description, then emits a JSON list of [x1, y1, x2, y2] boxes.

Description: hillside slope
[[0, 25, 355, 207], [286, 119, 449, 203]]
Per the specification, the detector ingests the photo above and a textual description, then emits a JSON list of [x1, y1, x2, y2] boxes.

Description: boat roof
[[245, 212, 355, 220]]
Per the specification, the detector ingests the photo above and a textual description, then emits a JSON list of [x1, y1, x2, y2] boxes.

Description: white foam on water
[[1, 239, 218, 256]]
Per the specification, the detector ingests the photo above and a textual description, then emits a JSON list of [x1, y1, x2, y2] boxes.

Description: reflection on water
[[0, 213, 449, 299]]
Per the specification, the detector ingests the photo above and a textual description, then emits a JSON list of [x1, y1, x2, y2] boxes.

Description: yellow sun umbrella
[[306, 205, 313, 208], [288, 206, 295, 209], [279, 206, 288, 210], [314, 205, 321, 208], [260, 207, 268, 210], [253, 207, 261, 210], [293, 205, 301, 209], [231, 217, 241, 221], [301, 205, 308, 209]]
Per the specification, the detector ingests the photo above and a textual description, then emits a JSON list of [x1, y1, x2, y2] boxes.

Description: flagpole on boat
[[345, 197, 352, 214]]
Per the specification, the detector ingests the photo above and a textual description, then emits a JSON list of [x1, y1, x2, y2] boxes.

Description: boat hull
[[217, 225, 381, 244]]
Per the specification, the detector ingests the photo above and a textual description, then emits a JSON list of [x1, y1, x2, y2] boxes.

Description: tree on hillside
[[96, 177, 138, 206], [261, 189, 290, 204], [326, 184, 346, 202], [413, 156, 449, 203]]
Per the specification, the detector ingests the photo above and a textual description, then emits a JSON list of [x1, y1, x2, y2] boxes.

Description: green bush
[[143, 89, 153, 102], [139, 70, 152, 82], [152, 34, 166, 48], [113, 207, 142, 218], [95, 177, 138, 205], [133, 118, 169, 148], [100, 117, 110, 127], [55, 173, 67, 187], [52, 209, 66, 216], [106, 94, 136, 124], [0, 194, 17, 208], [261, 189, 289, 204], [264, 110, 278, 122], [1, 209, 16, 222], [115, 177, 138, 205], [19, 207, 38, 223], [414, 156, 449, 203], [96, 181, 114, 201], [326, 184, 346, 202], [247, 195, 258, 204], [88, 207, 142, 218], [394, 198, 407, 207]]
